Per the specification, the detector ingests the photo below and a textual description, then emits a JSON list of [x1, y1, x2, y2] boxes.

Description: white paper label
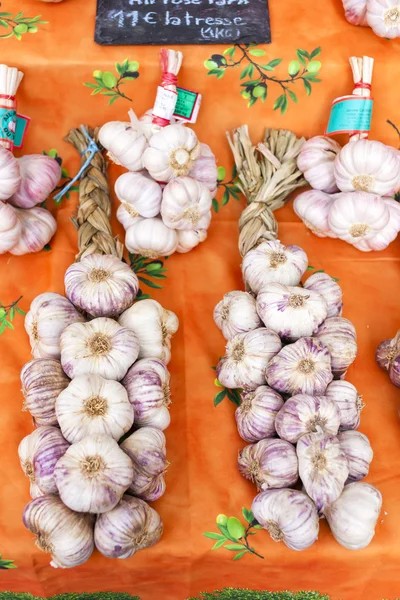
[[152, 86, 177, 120]]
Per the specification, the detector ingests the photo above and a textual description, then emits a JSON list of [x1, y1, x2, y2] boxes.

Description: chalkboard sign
[[95, 0, 271, 46]]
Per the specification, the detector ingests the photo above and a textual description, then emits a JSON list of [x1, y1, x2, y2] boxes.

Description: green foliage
[[306, 266, 339, 283], [204, 509, 264, 561], [0, 595, 140, 600], [213, 372, 242, 407], [0, 12, 47, 40], [84, 59, 140, 105], [42, 149, 79, 205], [212, 165, 241, 213], [129, 254, 168, 299], [0, 555, 17, 570], [0, 297, 25, 336], [188, 591, 330, 600], [204, 44, 322, 112]]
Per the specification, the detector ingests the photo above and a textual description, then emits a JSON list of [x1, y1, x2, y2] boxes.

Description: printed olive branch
[[129, 254, 168, 300], [0, 11, 47, 40], [212, 165, 241, 213], [0, 554, 17, 569], [204, 509, 264, 561], [0, 296, 26, 335], [84, 60, 140, 106], [212, 366, 242, 406]]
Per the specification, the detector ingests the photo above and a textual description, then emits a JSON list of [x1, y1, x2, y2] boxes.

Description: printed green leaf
[[212, 198, 219, 213], [249, 48, 266, 57], [0, 20, 8, 27], [214, 379, 223, 388], [145, 262, 163, 272], [280, 95, 288, 114], [296, 50, 307, 66], [217, 523, 237, 542], [0, 322, 5, 335], [273, 95, 285, 110], [288, 89, 298, 103], [222, 190, 230, 206], [214, 389, 227, 406], [233, 550, 248, 560], [223, 46, 236, 58], [227, 389, 241, 406], [4, 320, 13, 330], [303, 79, 312, 96], [224, 544, 246, 551], [203, 532, 225, 540], [253, 524, 263, 530], [212, 539, 227, 550], [43, 243, 51, 252], [109, 95, 119, 105], [16, 306, 26, 316], [9, 307, 15, 322], [310, 46, 322, 59], [267, 58, 282, 68], [115, 62, 125, 75], [227, 517, 245, 540], [137, 276, 162, 289], [242, 507, 255, 524]]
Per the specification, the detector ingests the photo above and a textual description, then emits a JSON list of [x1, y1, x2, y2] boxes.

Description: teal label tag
[[174, 88, 198, 121], [0, 107, 17, 143], [14, 115, 30, 149], [326, 97, 373, 135]]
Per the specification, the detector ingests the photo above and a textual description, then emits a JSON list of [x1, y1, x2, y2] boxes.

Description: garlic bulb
[[121, 427, 167, 502], [123, 358, 171, 430], [238, 438, 298, 490], [353, 197, 400, 252], [188, 143, 218, 194], [214, 291, 262, 340], [161, 177, 212, 230], [94, 495, 163, 559], [334, 140, 400, 195], [119, 299, 179, 365], [328, 192, 390, 246], [61, 318, 139, 381], [304, 272, 343, 318], [54, 435, 133, 513], [23, 495, 95, 568], [242, 240, 308, 294], [325, 380, 364, 430], [56, 374, 134, 443], [9, 155, 61, 208], [324, 482, 382, 549], [376, 330, 400, 377], [343, 0, 368, 25], [114, 172, 162, 219], [9, 207, 57, 255], [21, 358, 69, 426], [338, 430, 373, 481], [235, 386, 284, 442], [256, 282, 328, 341], [316, 317, 357, 378], [0, 201, 21, 254], [0, 147, 21, 201], [18, 426, 70, 498], [266, 337, 333, 396], [217, 328, 282, 390], [293, 190, 337, 238], [297, 136, 341, 193], [143, 124, 201, 182], [64, 254, 139, 318], [297, 432, 349, 511], [25, 292, 85, 359], [176, 228, 208, 253], [117, 206, 143, 232], [275, 394, 341, 443], [98, 120, 148, 171], [367, 0, 400, 38], [125, 217, 178, 258], [252, 488, 319, 551]]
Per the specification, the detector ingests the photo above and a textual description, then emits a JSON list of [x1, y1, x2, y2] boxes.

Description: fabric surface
[[1, 0, 400, 598]]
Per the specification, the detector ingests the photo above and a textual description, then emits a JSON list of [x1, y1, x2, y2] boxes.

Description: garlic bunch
[[316, 317, 357, 378], [56, 375, 134, 443], [115, 172, 162, 219], [256, 282, 328, 341], [161, 177, 212, 230], [266, 337, 333, 396], [324, 482, 382, 549], [293, 190, 337, 238], [10, 206, 57, 255], [275, 394, 340, 443], [242, 241, 308, 294], [123, 358, 171, 430], [121, 427, 167, 501], [21, 358, 69, 426], [188, 143, 218, 194], [367, 0, 400, 38], [325, 380, 364, 429], [342, 0, 368, 25], [98, 120, 148, 171], [0, 147, 21, 201], [0, 201, 21, 254], [214, 291, 262, 340], [176, 227, 208, 253], [297, 432, 349, 511], [125, 217, 178, 258], [54, 435, 133, 513], [23, 495, 95, 568], [217, 328, 282, 390], [60, 318, 139, 380], [94, 495, 163, 559], [297, 136, 341, 193], [143, 124, 200, 182], [119, 299, 179, 364], [338, 430, 373, 481], [238, 438, 298, 490], [252, 488, 319, 551], [304, 272, 343, 318], [9, 155, 61, 209], [235, 385, 284, 442], [64, 254, 139, 318], [18, 426, 70, 498], [25, 293, 85, 359]]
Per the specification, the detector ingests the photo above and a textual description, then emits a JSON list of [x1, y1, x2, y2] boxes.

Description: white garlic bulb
[[9, 206, 57, 255], [25, 293, 85, 359], [217, 328, 282, 390], [188, 143, 218, 194], [367, 0, 400, 38], [353, 197, 400, 252], [297, 136, 341, 193], [115, 171, 162, 219], [338, 430, 373, 481], [256, 282, 328, 341], [125, 217, 178, 258], [235, 386, 284, 442], [0, 147, 21, 201], [176, 227, 208, 253], [0, 201, 21, 254], [316, 317, 357, 378], [139, 108, 177, 141], [328, 192, 390, 245], [343, 0, 368, 25], [119, 299, 179, 365], [23, 495, 95, 568], [143, 124, 201, 182], [117, 206, 143, 232], [98, 120, 148, 171], [21, 358, 69, 426], [65, 254, 138, 318], [293, 190, 338, 238], [325, 380, 364, 430], [18, 426, 70, 498], [161, 177, 212, 230], [297, 432, 349, 511], [252, 488, 319, 551], [238, 438, 298, 490], [242, 240, 308, 294], [324, 482, 382, 550], [60, 317, 139, 380], [275, 394, 341, 443], [94, 495, 163, 559], [304, 272, 343, 318], [214, 291, 262, 340], [54, 435, 134, 514], [56, 374, 134, 443], [121, 427, 167, 502], [123, 358, 171, 430], [266, 337, 333, 396]]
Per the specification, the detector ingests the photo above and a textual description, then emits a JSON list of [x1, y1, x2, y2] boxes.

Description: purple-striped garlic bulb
[[238, 438, 298, 491], [338, 430, 373, 482], [275, 394, 340, 443], [303, 272, 343, 318], [9, 154, 61, 209], [325, 380, 364, 430], [293, 190, 338, 239], [235, 385, 284, 442], [342, 0, 368, 26], [9, 207, 57, 255], [376, 330, 400, 387], [315, 317, 357, 379], [297, 136, 341, 193], [21, 358, 69, 426], [214, 290, 262, 341], [188, 143, 218, 195]]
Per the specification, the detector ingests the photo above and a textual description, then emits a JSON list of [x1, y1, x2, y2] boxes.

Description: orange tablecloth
[[1, 1, 400, 598]]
